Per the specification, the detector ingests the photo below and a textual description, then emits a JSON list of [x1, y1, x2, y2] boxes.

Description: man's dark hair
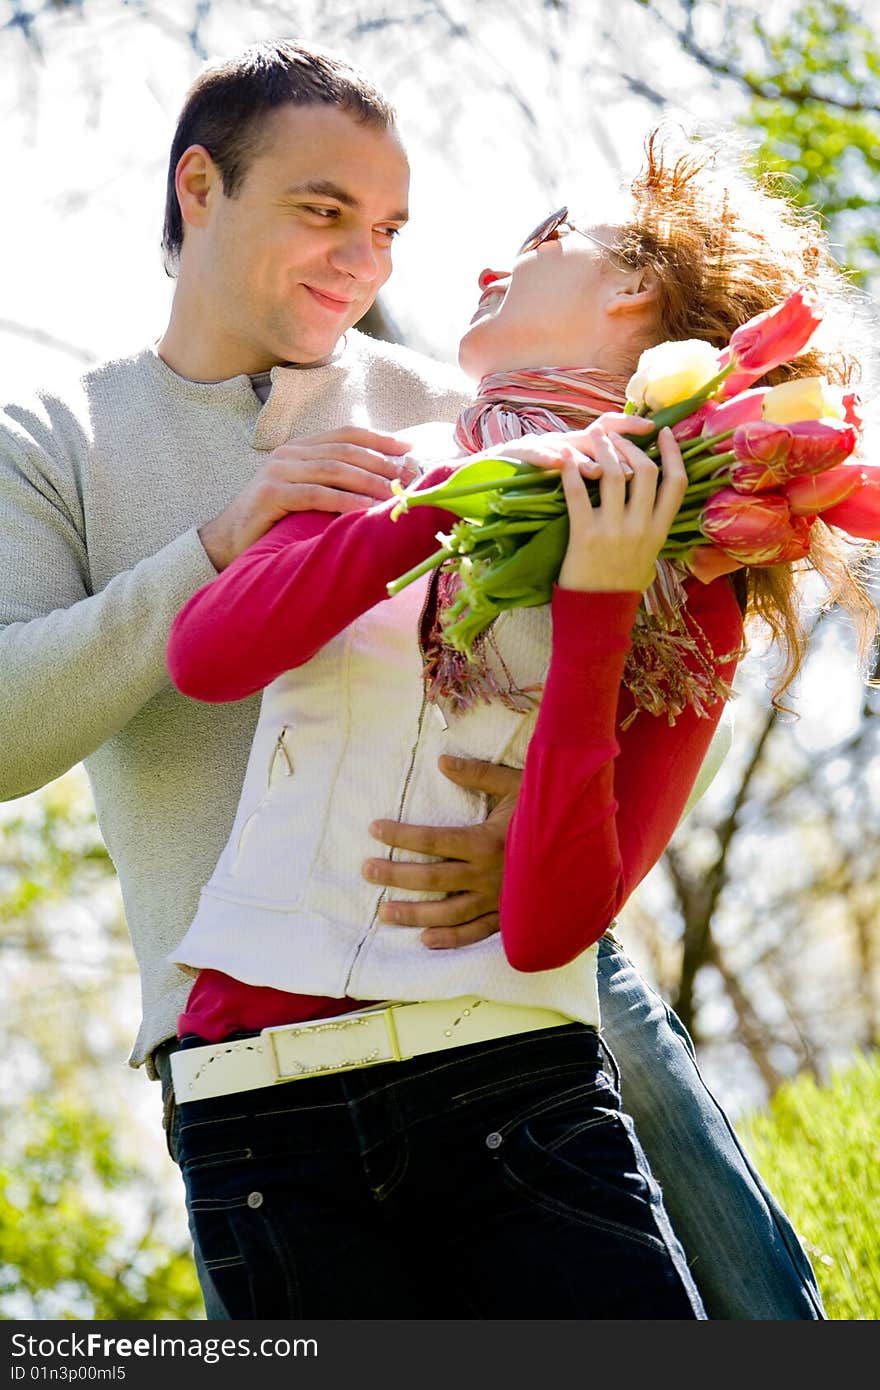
[[162, 39, 396, 273]]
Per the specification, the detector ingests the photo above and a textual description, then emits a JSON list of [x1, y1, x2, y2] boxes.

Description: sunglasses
[[517, 206, 623, 258]]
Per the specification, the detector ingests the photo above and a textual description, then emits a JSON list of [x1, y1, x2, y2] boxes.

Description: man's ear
[[175, 145, 221, 233], [606, 265, 661, 318]]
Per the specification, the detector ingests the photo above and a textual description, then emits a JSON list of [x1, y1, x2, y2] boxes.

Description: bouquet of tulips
[[387, 287, 879, 657]]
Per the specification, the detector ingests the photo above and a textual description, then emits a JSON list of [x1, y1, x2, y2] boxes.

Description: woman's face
[[457, 220, 633, 379]]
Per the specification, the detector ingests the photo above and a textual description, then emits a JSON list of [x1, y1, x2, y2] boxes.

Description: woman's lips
[[304, 286, 356, 313], [469, 288, 505, 324]]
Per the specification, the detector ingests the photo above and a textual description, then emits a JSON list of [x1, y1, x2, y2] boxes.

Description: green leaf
[[397, 456, 520, 520]]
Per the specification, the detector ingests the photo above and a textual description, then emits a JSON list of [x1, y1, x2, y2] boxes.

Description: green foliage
[[734, 2, 880, 282], [1, 773, 202, 1320], [0, 1096, 203, 1320], [737, 1049, 880, 1320], [0, 774, 114, 926]]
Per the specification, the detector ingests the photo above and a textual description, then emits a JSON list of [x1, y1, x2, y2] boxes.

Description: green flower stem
[[396, 468, 558, 511], [677, 478, 729, 503], [386, 517, 552, 597], [680, 429, 734, 459], [686, 450, 736, 481], [492, 495, 566, 516], [386, 544, 454, 595], [470, 519, 548, 542], [665, 518, 708, 537]]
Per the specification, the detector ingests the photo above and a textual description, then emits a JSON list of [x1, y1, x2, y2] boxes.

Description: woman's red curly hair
[[620, 129, 876, 705]]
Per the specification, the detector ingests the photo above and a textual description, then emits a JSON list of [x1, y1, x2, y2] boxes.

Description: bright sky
[[0, 1, 738, 394]]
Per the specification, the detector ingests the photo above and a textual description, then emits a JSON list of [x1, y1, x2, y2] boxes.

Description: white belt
[[170, 996, 574, 1103]]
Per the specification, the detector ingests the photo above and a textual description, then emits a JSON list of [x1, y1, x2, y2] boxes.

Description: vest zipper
[[341, 577, 433, 994], [269, 726, 294, 780]]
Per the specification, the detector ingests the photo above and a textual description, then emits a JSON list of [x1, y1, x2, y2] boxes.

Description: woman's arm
[[167, 466, 457, 701], [498, 422, 741, 971], [500, 574, 742, 970]]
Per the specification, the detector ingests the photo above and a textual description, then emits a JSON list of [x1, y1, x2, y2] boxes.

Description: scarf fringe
[[422, 570, 540, 715], [621, 602, 738, 730]]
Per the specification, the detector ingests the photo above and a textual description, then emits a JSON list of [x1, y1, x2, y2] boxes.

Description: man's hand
[[363, 755, 523, 948], [199, 426, 416, 571]]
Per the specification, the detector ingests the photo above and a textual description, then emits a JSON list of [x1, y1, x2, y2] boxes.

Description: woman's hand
[[557, 425, 688, 593], [474, 414, 656, 478]]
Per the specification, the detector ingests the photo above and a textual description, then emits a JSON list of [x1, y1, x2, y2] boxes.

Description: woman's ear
[[606, 265, 661, 318]]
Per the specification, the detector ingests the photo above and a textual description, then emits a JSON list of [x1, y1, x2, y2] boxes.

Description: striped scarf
[[422, 367, 732, 725]]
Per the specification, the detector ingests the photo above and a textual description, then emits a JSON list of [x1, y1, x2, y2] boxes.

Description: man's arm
[[0, 415, 221, 799], [0, 409, 416, 800]]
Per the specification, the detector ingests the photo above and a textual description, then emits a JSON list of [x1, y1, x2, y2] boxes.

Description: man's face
[[190, 104, 410, 371]]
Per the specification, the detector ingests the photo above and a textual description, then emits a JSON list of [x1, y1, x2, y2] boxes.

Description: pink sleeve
[[167, 468, 456, 702], [500, 576, 742, 971]]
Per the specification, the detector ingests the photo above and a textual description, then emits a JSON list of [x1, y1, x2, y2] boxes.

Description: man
[[0, 39, 822, 1319], [0, 41, 478, 1077]]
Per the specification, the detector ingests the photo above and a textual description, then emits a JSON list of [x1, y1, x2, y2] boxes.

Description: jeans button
[[485, 1132, 502, 1151], [247, 1191, 264, 1209]]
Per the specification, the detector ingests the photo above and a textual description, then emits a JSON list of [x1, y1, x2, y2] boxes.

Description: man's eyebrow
[[284, 180, 408, 222]]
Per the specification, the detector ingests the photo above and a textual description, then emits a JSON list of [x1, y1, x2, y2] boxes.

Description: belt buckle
[[262, 1006, 402, 1083]]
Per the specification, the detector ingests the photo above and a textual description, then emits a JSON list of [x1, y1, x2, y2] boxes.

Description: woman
[[164, 133, 874, 1318]]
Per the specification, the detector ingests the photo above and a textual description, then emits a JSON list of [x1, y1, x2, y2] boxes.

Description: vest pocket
[[232, 726, 293, 872]]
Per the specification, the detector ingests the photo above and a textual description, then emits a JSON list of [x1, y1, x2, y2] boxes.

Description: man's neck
[[156, 315, 271, 383]]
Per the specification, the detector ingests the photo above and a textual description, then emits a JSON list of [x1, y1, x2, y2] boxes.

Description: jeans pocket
[[183, 1146, 255, 1174], [186, 1192, 258, 1318], [493, 1074, 611, 1144], [497, 1080, 667, 1255], [451, 1058, 588, 1110], [185, 1165, 300, 1319]]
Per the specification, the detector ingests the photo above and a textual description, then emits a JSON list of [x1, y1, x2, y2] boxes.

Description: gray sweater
[[0, 331, 471, 1071]]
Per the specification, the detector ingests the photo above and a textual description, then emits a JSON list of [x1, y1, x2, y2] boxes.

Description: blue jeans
[[597, 934, 824, 1319], [165, 1023, 704, 1319]]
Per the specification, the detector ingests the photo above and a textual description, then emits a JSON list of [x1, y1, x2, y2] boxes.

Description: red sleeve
[[500, 575, 742, 971], [167, 466, 457, 702]]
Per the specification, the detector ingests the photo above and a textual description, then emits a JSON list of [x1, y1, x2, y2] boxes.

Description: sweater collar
[[250, 332, 359, 452], [145, 342, 260, 403], [145, 336, 355, 452]]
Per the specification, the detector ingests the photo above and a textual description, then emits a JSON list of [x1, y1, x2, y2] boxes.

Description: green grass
[[736, 1049, 880, 1320]]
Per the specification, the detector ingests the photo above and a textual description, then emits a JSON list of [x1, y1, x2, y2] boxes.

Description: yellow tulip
[[762, 376, 846, 425], [626, 339, 720, 412]]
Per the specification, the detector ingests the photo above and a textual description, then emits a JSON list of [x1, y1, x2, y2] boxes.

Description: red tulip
[[716, 287, 822, 398], [768, 515, 814, 563], [729, 459, 785, 494], [732, 421, 792, 466], [672, 404, 712, 442], [785, 465, 862, 517], [685, 545, 745, 584], [700, 487, 794, 561], [842, 391, 863, 430], [700, 389, 769, 447], [728, 423, 793, 490], [785, 419, 858, 474], [821, 464, 880, 540], [729, 419, 857, 493]]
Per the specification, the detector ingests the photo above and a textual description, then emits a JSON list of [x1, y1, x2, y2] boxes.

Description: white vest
[[171, 573, 602, 1028]]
